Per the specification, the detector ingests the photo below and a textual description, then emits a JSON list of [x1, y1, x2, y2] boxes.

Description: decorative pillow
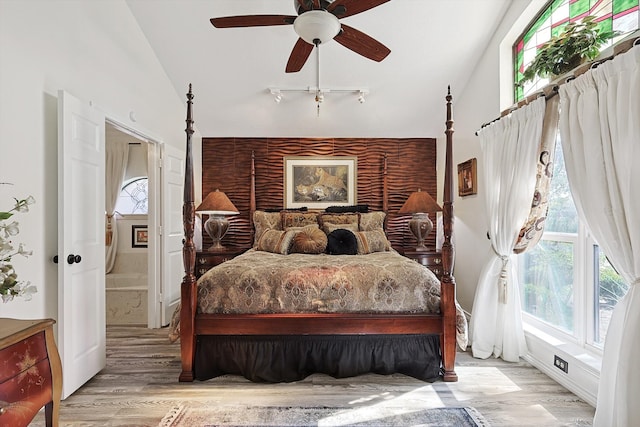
[[256, 228, 297, 254], [253, 211, 282, 247], [359, 211, 386, 231], [324, 222, 359, 234], [281, 211, 319, 229], [264, 207, 308, 213], [290, 225, 328, 254], [326, 229, 358, 255], [355, 229, 391, 254], [318, 213, 359, 234], [325, 204, 369, 213]]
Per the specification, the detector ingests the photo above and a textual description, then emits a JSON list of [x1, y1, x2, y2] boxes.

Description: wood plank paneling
[[201, 138, 437, 253]]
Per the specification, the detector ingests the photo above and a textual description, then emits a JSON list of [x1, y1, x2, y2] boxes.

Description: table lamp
[[398, 188, 442, 251], [196, 189, 239, 251]]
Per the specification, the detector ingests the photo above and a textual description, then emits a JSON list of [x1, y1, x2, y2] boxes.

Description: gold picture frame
[[458, 158, 477, 197], [284, 156, 357, 209]]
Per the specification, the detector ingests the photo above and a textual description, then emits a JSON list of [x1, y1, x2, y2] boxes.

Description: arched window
[[514, 0, 638, 101], [115, 177, 148, 215]]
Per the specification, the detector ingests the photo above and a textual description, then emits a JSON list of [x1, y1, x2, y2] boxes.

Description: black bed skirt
[[194, 334, 442, 383]]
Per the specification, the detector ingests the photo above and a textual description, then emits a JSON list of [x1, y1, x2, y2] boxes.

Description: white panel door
[[161, 143, 184, 326], [57, 90, 106, 399]]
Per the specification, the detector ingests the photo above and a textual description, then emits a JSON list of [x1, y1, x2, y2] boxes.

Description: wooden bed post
[[382, 153, 388, 213], [441, 86, 458, 382], [250, 151, 256, 235], [179, 84, 197, 382]]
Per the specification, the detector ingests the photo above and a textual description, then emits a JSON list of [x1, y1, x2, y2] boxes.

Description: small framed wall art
[[457, 158, 477, 197], [131, 225, 148, 248]]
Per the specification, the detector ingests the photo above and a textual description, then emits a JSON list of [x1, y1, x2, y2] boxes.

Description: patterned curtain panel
[[513, 95, 560, 254]]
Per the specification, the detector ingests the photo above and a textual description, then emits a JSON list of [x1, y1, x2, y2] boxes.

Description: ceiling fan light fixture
[[293, 10, 340, 45]]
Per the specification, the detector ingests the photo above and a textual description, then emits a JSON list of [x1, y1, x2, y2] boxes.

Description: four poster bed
[[175, 85, 465, 383]]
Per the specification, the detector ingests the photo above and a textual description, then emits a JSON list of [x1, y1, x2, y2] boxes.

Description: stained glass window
[[514, 0, 639, 101]]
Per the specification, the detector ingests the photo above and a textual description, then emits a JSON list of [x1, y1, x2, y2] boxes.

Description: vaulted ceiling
[[127, 0, 512, 138]]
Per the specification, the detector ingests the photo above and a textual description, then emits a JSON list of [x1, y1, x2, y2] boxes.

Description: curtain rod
[[475, 34, 639, 136]]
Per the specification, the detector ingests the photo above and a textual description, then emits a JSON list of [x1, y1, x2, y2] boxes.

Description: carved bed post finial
[[180, 84, 197, 382]]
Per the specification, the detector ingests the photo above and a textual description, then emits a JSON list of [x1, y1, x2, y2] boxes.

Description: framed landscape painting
[[284, 156, 357, 209]]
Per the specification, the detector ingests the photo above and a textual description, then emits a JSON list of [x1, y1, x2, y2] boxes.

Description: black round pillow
[[326, 229, 358, 255]]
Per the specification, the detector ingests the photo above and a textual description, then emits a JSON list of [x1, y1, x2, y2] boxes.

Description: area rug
[[158, 404, 490, 426]]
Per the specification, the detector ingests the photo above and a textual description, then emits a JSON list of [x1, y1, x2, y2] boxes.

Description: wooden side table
[[0, 318, 62, 427], [195, 247, 249, 279], [403, 250, 443, 281]]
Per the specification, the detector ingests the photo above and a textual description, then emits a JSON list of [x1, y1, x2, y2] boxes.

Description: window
[[514, 0, 639, 101], [115, 177, 148, 215], [518, 142, 628, 349], [593, 245, 629, 345]]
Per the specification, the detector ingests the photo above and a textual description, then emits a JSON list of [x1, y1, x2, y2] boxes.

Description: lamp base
[[204, 215, 229, 252], [408, 213, 433, 252], [207, 242, 227, 252]]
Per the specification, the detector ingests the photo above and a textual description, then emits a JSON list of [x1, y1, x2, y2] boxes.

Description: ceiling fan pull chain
[[315, 38, 322, 116]]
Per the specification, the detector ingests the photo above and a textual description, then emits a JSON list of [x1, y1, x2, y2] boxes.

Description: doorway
[[104, 121, 162, 328]]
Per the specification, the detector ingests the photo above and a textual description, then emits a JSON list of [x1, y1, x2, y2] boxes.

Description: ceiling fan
[[210, 0, 391, 73]]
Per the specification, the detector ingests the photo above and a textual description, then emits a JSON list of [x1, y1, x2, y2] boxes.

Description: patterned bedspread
[[191, 249, 468, 349]]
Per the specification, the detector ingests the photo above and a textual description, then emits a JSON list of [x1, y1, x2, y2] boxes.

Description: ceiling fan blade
[[334, 24, 390, 62], [285, 38, 314, 73], [210, 15, 296, 28], [296, 0, 311, 12], [327, 0, 390, 18]]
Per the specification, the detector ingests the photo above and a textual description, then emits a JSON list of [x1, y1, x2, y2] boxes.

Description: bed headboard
[[200, 137, 438, 253]]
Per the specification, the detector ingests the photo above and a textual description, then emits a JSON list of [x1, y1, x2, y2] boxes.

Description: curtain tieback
[[498, 255, 510, 304], [105, 213, 114, 246]]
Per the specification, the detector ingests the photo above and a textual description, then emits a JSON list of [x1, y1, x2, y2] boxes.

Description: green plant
[[519, 16, 618, 86]]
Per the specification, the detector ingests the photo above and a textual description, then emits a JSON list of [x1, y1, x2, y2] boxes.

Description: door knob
[[53, 255, 58, 264], [67, 254, 82, 264]]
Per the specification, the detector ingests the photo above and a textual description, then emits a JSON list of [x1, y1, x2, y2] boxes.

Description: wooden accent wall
[[201, 137, 438, 254]]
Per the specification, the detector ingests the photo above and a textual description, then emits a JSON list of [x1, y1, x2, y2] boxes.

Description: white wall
[[0, 0, 538, 324], [115, 216, 148, 257], [451, 0, 532, 312], [0, 0, 191, 320]]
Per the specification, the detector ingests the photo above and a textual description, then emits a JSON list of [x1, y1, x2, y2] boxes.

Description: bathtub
[[106, 253, 148, 325]]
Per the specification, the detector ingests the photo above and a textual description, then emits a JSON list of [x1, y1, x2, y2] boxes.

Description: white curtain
[[471, 97, 546, 362], [558, 45, 639, 427], [105, 139, 130, 273]]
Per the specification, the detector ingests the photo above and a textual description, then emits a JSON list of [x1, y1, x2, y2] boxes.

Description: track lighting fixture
[[270, 89, 283, 104], [268, 87, 369, 105]]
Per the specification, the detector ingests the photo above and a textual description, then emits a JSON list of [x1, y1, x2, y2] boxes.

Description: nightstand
[[195, 247, 249, 279], [403, 250, 443, 281], [0, 318, 62, 427]]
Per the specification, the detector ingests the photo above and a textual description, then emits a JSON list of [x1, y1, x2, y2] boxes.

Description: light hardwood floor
[[30, 326, 595, 426]]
